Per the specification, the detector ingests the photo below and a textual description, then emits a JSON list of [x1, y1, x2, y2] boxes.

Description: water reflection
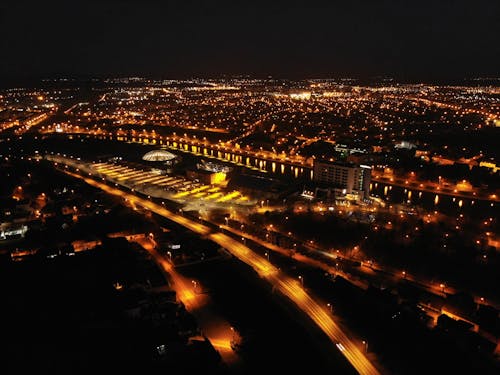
[[371, 183, 495, 218]]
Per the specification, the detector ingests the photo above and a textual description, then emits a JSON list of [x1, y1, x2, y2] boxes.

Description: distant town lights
[[289, 92, 311, 100]]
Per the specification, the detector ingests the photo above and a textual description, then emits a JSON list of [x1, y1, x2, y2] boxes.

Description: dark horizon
[[2, 74, 500, 90], [1, 0, 499, 84]]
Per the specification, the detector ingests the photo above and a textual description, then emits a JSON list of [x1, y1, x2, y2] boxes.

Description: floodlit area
[[48, 157, 256, 210]]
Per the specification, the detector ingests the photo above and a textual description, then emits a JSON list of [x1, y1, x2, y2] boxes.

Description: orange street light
[[362, 340, 368, 353], [298, 275, 304, 287]]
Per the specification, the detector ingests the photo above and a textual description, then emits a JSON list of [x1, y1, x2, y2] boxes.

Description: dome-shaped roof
[[142, 150, 177, 162]]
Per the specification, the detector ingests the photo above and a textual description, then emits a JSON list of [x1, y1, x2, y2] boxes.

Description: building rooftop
[[142, 150, 177, 162]]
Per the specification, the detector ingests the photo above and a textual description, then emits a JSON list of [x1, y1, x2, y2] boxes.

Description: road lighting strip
[[62, 167, 381, 375]]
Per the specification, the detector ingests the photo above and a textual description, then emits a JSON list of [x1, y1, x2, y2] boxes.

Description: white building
[[313, 160, 371, 199]]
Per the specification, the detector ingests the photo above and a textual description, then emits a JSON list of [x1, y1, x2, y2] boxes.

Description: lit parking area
[[90, 162, 253, 207]]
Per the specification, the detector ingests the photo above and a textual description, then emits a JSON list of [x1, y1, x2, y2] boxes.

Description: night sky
[[1, 0, 499, 82]]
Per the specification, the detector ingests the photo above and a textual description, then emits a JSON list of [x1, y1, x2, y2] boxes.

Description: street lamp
[[327, 303, 333, 313], [298, 275, 304, 287], [230, 326, 236, 346], [166, 251, 172, 260], [362, 340, 368, 353], [264, 252, 269, 261], [192, 280, 198, 292], [440, 283, 445, 293]]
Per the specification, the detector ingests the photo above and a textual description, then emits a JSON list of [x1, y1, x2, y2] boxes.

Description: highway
[[223, 223, 500, 346], [220, 224, 369, 291], [63, 168, 380, 375]]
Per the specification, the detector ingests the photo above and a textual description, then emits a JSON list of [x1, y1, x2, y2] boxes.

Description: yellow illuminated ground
[[64, 169, 380, 375], [92, 162, 251, 204], [216, 191, 241, 202], [205, 192, 223, 200]]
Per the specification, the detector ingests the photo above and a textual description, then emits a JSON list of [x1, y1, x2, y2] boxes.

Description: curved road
[[62, 168, 380, 375]]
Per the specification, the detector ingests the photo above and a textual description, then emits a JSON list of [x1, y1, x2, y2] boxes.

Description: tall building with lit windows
[[313, 159, 371, 199]]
